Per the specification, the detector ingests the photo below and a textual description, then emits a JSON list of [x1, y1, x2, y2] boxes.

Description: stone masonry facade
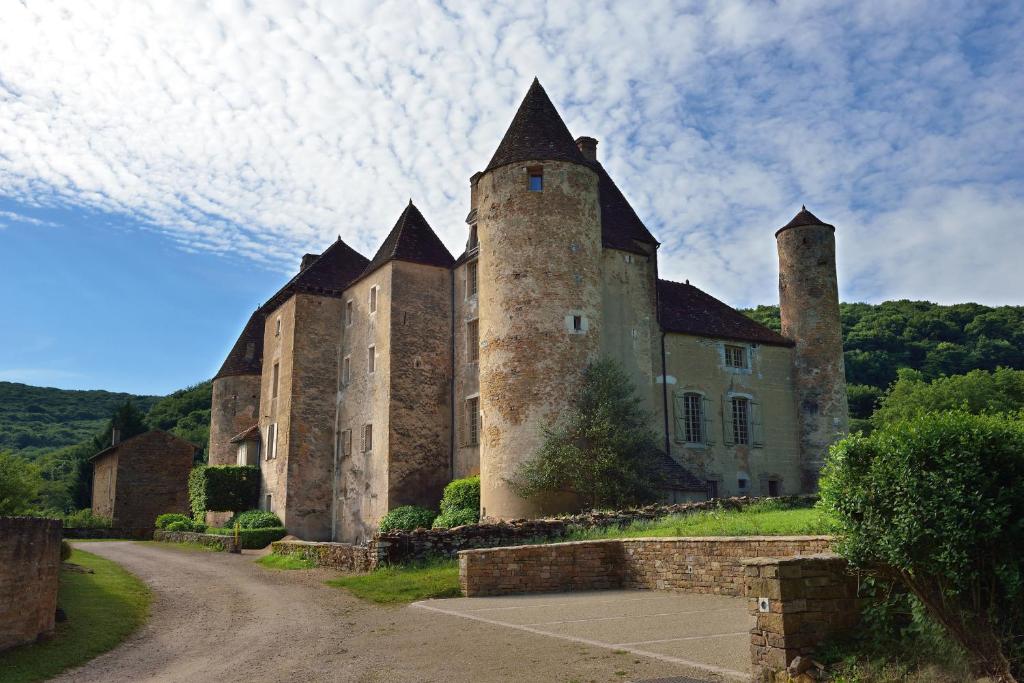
[[0, 517, 61, 651], [208, 79, 848, 542]]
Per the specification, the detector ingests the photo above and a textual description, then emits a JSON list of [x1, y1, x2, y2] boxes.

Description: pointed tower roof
[[485, 78, 587, 172], [262, 236, 369, 313], [359, 201, 455, 280], [776, 206, 835, 237], [214, 308, 265, 379]]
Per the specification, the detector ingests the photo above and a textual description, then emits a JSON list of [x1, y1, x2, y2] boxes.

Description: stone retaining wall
[[459, 536, 832, 597], [743, 554, 860, 681], [271, 540, 372, 571], [0, 517, 62, 651], [62, 527, 152, 540], [153, 529, 239, 552]]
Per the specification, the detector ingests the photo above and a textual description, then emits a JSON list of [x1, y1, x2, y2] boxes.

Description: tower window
[[528, 167, 543, 192], [271, 362, 280, 398], [367, 345, 376, 374], [369, 286, 378, 314], [466, 319, 479, 363], [466, 261, 478, 298], [345, 300, 353, 326], [724, 344, 748, 369]]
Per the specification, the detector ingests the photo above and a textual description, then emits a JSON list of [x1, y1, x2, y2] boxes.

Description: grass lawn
[[565, 501, 837, 541], [327, 559, 460, 604], [257, 553, 315, 570], [0, 548, 151, 683]]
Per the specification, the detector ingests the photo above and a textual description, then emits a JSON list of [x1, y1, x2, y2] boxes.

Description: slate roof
[[775, 206, 835, 237], [657, 279, 793, 346], [89, 430, 195, 462], [589, 160, 659, 252], [229, 424, 261, 444], [358, 201, 455, 282], [485, 78, 587, 172], [214, 308, 265, 379], [262, 237, 369, 314], [655, 452, 708, 492]]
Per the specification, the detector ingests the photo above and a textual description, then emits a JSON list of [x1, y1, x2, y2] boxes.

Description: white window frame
[[266, 423, 278, 460], [367, 345, 376, 374], [369, 285, 378, 314], [722, 343, 751, 372]]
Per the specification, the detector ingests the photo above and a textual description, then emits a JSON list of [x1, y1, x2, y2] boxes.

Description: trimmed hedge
[[225, 509, 283, 529], [379, 506, 436, 532], [440, 475, 479, 514], [188, 465, 260, 519], [206, 526, 287, 549], [155, 513, 192, 530]]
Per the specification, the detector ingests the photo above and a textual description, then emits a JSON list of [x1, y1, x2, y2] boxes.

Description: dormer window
[[528, 166, 543, 192]]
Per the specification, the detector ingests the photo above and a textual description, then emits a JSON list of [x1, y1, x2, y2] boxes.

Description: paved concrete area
[[413, 590, 752, 681]]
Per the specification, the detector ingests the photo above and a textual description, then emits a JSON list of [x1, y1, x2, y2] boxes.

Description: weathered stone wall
[[459, 535, 831, 597], [153, 529, 239, 552], [108, 431, 194, 529], [335, 267, 394, 543], [776, 223, 848, 492], [208, 373, 261, 468], [271, 539, 372, 571], [0, 517, 61, 651], [259, 295, 296, 527], [63, 527, 151, 540], [662, 333, 802, 498], [91, 451, 117, 519], [743, 554, 860, 680], [452, 255, 481, 479], [477, 159, 603, 520]]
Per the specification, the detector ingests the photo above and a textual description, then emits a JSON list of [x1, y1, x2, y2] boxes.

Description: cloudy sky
[[1, 0, 1022, 394]]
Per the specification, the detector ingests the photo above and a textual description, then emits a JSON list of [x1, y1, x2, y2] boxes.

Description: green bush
[[60, 539, 72, 561], [165, 520, 191, 532], [206, 526, 287, 549], [154, 513, 192, 530], [188, 465, 260, 520], [439, 476, 479, 514], [379, 506, 436, 532], [224, 509, 283, 529], [431, 507, 479, 529], [820, 411, 1024, 681], [61, 509, 112, 529]]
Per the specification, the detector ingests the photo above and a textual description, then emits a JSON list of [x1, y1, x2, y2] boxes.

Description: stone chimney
[[575, 136, 598, 162], [111, 428, 121, 447], [300, 253, 319, 271]]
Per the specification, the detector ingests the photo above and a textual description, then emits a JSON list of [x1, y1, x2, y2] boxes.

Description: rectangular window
[[768, 479, 780, 497], [572, 315, 582, 332], [706, 480, 719, 500], [465, 396, 480, 446], [730, 396, 750, 445], [345, 300, 353, 326], [367, 345, 376, 374], [467, 226, 478, 252], [265, 494, 272, 512], [271, 362, 280, 398], [724, 344, 748, 369], [361, 423, 373, 453], [341, 429, 352, 456], [466, 319, 479, 363], [369, 285, 378, 314], [466, 261, 478, 298], [275, 317, 282, 336], [682, 393, 704, 443], [341, 356, 351, 385], [237, 443, 247, 466], [528, 169, 543, 192], [266, 423, 278, 459]]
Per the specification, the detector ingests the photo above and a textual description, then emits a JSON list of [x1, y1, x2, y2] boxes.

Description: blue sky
[[1, 0, 1022, 395]]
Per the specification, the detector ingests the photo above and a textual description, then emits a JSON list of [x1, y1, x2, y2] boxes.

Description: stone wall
[[63, 527, 151, 540], [0, 517, 61, 651], [459, 535, 831, 598], [153, 529, 239, 552], [271, 540, 373, 572], [743, 554, 860, 681]]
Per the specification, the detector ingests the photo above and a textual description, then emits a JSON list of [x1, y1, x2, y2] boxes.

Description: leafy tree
[[0, 451, 44, 515], [820, 412, 1024, 681], [873, 368, 1024, 427], [511, 358, 664, 510]]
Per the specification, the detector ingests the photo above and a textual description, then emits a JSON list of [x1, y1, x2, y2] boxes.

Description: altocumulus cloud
[[0, 0, 1021, 305]]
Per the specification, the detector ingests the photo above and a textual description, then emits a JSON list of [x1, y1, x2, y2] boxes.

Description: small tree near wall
[[511, 358, 664, 510]]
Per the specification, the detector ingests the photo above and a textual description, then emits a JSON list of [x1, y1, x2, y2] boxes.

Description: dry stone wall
[[0, 517, 61, 651], [270, 540, 372, 571], [152, 529, 239, 552]]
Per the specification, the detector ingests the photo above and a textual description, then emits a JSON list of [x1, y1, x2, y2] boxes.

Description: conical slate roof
[[485, 78, 587, 172], [262, 237, 370, 314], [589, 160, 659, 252], [214, 308, 265, 379], [359, 201, 455, 280], [776, 206, 835, 236]]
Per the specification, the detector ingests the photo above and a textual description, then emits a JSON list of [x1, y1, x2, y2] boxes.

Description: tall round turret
[[776, 207, 848, 491], [208, 309, 264, 468], [476, 80, 603, 520]]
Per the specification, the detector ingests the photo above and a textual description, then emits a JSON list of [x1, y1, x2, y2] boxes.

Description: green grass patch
[[0, 549, 150, 683], [257, 553, 315, 570], [565, 501, 837, 541], [327, 559, 460, 604]]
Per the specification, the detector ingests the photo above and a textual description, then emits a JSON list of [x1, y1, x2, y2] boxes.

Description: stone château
[[207, 79, 848, 542]]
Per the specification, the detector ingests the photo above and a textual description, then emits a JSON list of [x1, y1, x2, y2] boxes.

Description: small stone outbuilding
[[91, 430, 196, 530]]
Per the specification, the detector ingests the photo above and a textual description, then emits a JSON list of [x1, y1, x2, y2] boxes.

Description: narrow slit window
[[572, 315, 582, 332], [341, 429, 352, 456], [369, 286, 378, 314], [341, 356, 351, 385], [271, 362, 280, 398], [362, 423, 373, 452], [345, 300, 353, 326], [367, 345, 376, 374]]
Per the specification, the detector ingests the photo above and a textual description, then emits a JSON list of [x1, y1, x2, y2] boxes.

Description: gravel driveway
[[57, 542, 727, 683]]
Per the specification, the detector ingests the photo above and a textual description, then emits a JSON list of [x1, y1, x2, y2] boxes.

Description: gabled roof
[[214, 309, 265, 380], [229, 423, 261, 444], [262, 237, 369, 314], [657, 279, 793, 347], [89, 430, 196, 462], [775, 206, 835, 237], [358, 201, 454, 282], [589, 160, 659, 252], [485, 78, 587, 172]]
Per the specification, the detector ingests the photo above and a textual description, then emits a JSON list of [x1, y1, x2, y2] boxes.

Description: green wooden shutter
[[702, 396, 715, 445], [751, 400, 764, 448], [722, 395, 735, 446], [672, 392, 686, 443]]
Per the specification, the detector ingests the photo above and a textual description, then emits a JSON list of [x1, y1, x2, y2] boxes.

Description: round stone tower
[[776, 207, 849, 492], [208, 309, 264, 469], [476, 79, 603, 520]]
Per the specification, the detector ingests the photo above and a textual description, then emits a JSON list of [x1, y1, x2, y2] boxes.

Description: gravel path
[[56, 541, 722, 683]]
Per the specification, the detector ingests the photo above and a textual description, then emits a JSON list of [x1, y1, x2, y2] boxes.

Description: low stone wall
[[62, 527, 152, 540], [459, 536, 832, 597], [271, 540, 373, 571], [0, 517, 62, 651], [153, 529, 239, 552], [743, 555, 860, 681]]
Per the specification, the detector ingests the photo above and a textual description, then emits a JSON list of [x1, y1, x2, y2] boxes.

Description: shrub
[[379, 506, 437, 532], [165, 520, 191, 532], [188, 465, 260, 520], [60, 539, 71, 561], [431, 507, 479, 529], [61, 508, 113, 529], [820, 411, 1024, 681], [155, 513, 192, 530], [206, 526, 287, 549], [225, 509, 283, 529], [439, 476, 479, 515]]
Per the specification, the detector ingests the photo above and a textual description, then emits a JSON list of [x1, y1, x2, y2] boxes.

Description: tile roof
[[229, 423, 261, 443], [655, 452, 708, 491], [589, 160, 659, 252], [214, 308, 265, 379], [358, 201, 455, 282], [262, 237, 369, 314], [657, 279, 793, 346], [775, 206, 835, 237], [485, 78, 587, 172], [89, 429, 195, 462]]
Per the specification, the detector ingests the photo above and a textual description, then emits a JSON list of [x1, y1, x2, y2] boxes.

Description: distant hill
[[0, 382, 159, 460]]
